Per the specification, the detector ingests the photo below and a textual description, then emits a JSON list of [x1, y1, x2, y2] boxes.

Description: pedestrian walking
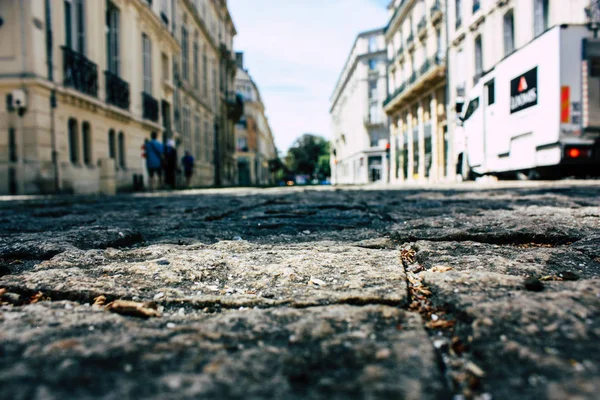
[[164, 139, 178, 189], [181, 151, 195, 188], [145, 132, 164, 190]]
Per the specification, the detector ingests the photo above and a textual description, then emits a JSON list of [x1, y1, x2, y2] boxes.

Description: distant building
[[383, 0, 448, 184], [234, 53, 277, 186], [330, 28, 389, 185]]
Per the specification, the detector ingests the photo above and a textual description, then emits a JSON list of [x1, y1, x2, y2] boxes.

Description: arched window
[[68, 118, 79, 164], [118, 131, 126, 168], [108, 129, 116, 160], [82, 122, 92, 165]]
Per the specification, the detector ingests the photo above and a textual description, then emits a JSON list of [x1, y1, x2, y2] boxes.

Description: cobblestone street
[[1, 182, 599, 399]]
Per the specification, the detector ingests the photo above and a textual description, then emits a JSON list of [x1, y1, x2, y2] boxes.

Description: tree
[[285, 134, 331, 179]]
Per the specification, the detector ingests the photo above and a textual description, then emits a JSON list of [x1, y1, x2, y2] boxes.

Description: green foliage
[[285, 134, 331, 179]]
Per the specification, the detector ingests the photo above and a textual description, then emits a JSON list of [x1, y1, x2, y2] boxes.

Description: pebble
[[124, 364, 133, 373], [154, 292, 165, 300], [156, 260, 170, 266], [431, 314, 439, 321], [559, 271, 580, 281], [524, 277, 544, 292], [302, 230, 311, 235], [166, 322, 176, 329], [375, 348, 392, 360], [233, 236, 242, 241], [64, 303, 73, 310], [178, 308, 185, 316]]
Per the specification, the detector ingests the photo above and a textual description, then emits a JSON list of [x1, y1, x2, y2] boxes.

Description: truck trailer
[[458, 24, 600, 180]]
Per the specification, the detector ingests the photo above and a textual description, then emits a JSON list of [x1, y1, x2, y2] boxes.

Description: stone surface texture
[[1, 182, 599, 399]]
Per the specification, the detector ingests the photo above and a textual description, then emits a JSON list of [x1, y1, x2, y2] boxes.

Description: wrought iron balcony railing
[[142, 92, 159, 122], [430, 0, 443, 22], [407, 32, 415, 47], [226, 91, 244, 122], [105, 71, 130, 110], [62, 46, 98, 98]]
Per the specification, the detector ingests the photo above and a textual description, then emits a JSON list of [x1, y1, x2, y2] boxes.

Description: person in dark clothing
[[163, 139, 178, 189], [145, 132, 164, 190], [181, 151, 195, 188]]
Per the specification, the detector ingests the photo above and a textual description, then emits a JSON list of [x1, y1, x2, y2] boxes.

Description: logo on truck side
[[510, 67, 538, 114]]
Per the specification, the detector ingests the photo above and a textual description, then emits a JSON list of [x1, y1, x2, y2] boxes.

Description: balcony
[[383, 82, 406, 107], [142, 92, 159, 122], [430, 0, 443, 24], [397, 45, 406, 62], [417, 17, 427, 38], [105, 71, 130, 110], [226, 91, 244, 122], [62, 46, 98, 98]]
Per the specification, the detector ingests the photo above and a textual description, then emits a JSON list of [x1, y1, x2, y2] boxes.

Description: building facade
[[234, 53, 277, 186], [0, 0, 239, 195], [383, 0, 448, 184], [330, 28, 389, 185], [447, 0, 589, 179]]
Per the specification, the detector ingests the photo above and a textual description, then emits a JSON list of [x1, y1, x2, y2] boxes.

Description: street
[[1, 181, 599, 399]]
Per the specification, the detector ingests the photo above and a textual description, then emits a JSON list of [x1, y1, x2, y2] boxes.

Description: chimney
[[236, 52, 244, 69]]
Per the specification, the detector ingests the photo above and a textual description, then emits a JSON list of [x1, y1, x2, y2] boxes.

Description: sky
[[228, 0, 390, 154]]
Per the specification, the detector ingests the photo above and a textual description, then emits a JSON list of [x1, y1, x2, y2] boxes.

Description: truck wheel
[[460, 155, 475, 181]]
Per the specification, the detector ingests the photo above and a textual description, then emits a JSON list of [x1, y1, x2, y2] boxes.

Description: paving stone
[[0, 241, 407, 308], [408, 241, 600, 399], [0, 302, 446, 400]]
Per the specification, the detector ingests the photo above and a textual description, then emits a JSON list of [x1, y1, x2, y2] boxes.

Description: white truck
[[458, 24, 600, 180]]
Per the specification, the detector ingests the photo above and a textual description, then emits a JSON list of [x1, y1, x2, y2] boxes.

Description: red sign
[[561, 86, 570, 123]]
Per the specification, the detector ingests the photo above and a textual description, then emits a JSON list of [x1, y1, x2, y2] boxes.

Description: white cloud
[[229, 0, 388, 153]]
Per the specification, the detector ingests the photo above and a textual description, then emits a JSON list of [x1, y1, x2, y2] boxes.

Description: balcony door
[[106, 1, 120, 76], [64, 0, 86, 54]]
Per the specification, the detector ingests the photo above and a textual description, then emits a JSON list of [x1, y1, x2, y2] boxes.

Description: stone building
[[330, 28, 389, 185], [234, 53, 277, 186], [173, 0, 240, 188], [446, 0, 589, 179], [383, 0, 448, 184], [0, 0, 239, 195]]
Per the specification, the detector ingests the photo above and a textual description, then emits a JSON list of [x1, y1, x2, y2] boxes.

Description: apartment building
[[330, 28, 389, 185], [234, 53, 277, 186], [383, 0, 448, 184], [447, 0, 589, 179], [173, 0, 239, 188], [0, 0, 239, 195]]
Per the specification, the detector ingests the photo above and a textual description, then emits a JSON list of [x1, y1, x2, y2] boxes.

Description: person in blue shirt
[[145, 132, 164, 190], [181, 151, 195, 188]]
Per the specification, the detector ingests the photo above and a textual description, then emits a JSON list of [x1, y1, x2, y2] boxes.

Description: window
[[64, 0, 86, 53], [183, 106, 191, 149], [212, 66, 217, 108], [503, 10, 515, 56], [9, 128, 16, 162], [174, 89, 181, 132], [204, 119, 210, 161], [369, 80, 377, 99], [142, 34, 152, 93], [118, 132, 126, 168], [106, 2, 120, 75], [68, 118, 79, 164], [534, 0, 549, 37], [472, 0, 480, 14], [368, 59, 377, 70], [194, 113, 202, 158], [181, 26, 189, 81], [486, 79, 495, 105], [203, 48, 208, 96], [237, 137, 248, 152], [368, 36, 377, 52], [474, 35, 483, 83], [161, 0, 169, 24], [162, 53, 169, 81], [193, 41, 199, 89], [455, 0, 462, 28], [436, 28, 443, 59], [463, 97, 480, 121], [82, 122, 92, 166], [108, 129, 116, 159]]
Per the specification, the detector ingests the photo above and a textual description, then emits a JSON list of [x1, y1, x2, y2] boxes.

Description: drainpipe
[[443, 0, 452, 181], [45, 0, 60, 193]]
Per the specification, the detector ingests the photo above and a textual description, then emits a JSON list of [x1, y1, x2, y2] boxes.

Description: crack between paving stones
[[399, 251, 487, 400]]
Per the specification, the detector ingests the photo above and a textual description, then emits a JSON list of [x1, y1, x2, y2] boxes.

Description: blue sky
[[229, 0, 390, 153]]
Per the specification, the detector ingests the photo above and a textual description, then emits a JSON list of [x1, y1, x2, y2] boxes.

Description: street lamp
[[585, 0, 600, 38]]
